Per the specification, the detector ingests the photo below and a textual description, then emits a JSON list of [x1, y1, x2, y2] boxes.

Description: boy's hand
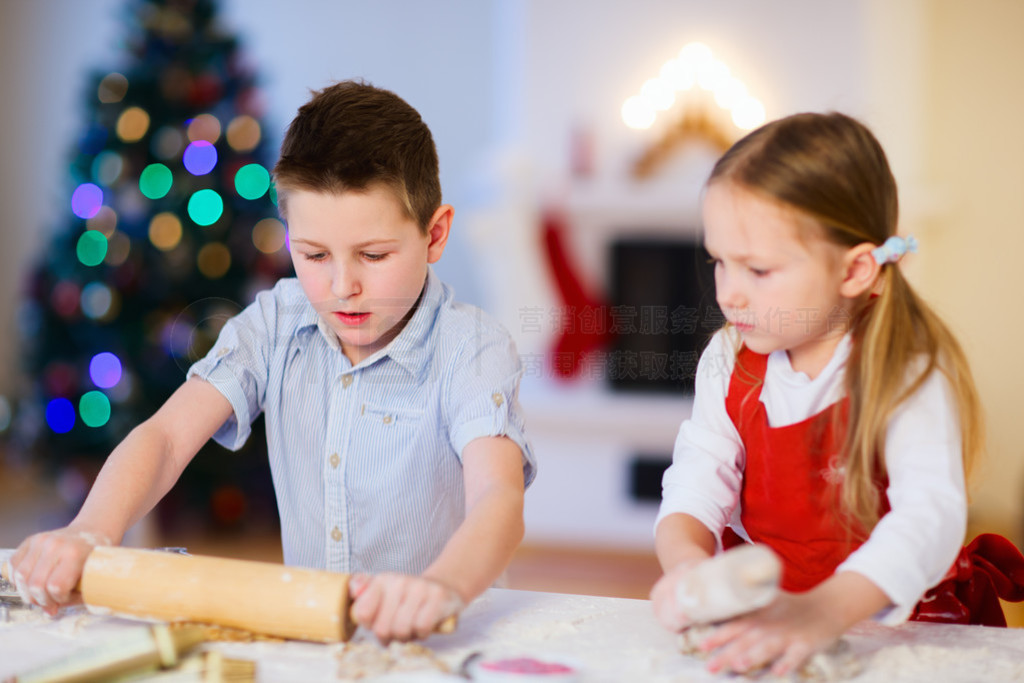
[[8, 527, 111, 616], [349, 572, 464, 643]]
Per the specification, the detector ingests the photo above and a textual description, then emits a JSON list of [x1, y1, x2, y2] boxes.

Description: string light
[[183, 140, 218, 175], [622, 42, 766, 131], [45, 397, 75, 434], [252, 217, 286, 253], [234, 163, 270, 199], [149, 212, 183, 250], [79, 391, 111, 428], [197, 242, 231, 278], [139, 163, 173, 199], [77, 231, 109, 266], [226, 115, 261, 152], [97, 72, 129, 103], [89, 352, 123, 388], [187, 189, 224, 225], [116, 106, 150, 142], [71, 183, 104, 219]]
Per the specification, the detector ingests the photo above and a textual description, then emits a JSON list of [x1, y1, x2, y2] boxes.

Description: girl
[[650, 112, 1024, 677]]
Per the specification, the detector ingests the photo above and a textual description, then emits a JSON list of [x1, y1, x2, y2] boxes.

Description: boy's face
[[285, 185, 450, 364]]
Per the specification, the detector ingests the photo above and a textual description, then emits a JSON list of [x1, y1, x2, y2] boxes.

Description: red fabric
[[540, 210, 612, 379], [724, 345, 1024, 626], [911, 533, 1024, 627], [724, 346, 878, 591]]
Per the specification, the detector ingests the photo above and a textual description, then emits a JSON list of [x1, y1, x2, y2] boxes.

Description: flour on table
[[335, 640, 448, 681]]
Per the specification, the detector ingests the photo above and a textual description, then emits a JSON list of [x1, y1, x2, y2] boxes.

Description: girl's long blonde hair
[[708, 112, 983, 532]]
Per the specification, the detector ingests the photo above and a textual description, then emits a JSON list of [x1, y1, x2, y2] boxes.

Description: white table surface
[[3, 588, 1024, 682]]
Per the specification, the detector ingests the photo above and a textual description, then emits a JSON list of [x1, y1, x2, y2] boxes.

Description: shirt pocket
[[352, 402, 425, 465]]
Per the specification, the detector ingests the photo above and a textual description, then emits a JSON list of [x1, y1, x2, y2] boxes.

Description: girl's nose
[[715, 269, 746, 311]]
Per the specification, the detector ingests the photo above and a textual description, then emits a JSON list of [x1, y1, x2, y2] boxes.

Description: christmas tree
[[8, 0, 291, 536]]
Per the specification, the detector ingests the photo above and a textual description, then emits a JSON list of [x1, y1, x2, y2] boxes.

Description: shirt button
[[382, 415, 392, 425], [331, 526, 343, 542], [329, 453, 340, 468], [492, 392, 505, 407], [216, 347, 232, 358], [341, 375, 354, 388]]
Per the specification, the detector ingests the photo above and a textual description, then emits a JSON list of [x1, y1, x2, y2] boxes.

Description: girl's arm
[[650, 513, 717, 631], [349, 435, 525, 642], [9, 378, 234, 613]]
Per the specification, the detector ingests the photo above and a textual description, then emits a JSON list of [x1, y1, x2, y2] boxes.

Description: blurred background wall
[[0, 0, 1021, 547]]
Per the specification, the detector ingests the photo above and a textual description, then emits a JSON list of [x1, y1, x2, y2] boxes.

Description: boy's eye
[[749, 267, 770, 277], [363, 252, 388, 262], [303, 252, 327, 262]]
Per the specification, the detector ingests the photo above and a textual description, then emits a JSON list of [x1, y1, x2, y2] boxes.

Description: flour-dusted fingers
[[370, 574, 409, 644], [412, 579, 461, 640], [771, 638, 817, 678], [350, 575, 385, 630]]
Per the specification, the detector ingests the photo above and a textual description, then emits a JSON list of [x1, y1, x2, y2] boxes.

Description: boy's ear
[[425, 204, 453, 264], [840, 242, 882, 299]]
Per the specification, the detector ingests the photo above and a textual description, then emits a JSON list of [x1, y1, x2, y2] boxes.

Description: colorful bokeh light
[[149, 212, 183, 250], [87, 206, 118, 236], [79, 391, 111, 428], [197, 242, 231, 278], [92, 151, 124, 186], [187, 189, 224, 226], [226, 115, 260, 151], [234, 163, 270, 199], [139, 163, 173, 199], [97, 72, 129, 103], [77, 230, 109, 266], [187, 113, 221, 143], [116, 106, 150, 142], [183, 140, 218, 175], [89, 352, 123, 388], [71, 183, 104, 219], [46, 398, 76, 434], [252, 217, 286, 253], [81, 282, 114, 320]]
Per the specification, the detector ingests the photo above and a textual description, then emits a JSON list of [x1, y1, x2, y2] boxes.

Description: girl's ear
[[425, 204, 454, 264], [840, 242, 882, 299]]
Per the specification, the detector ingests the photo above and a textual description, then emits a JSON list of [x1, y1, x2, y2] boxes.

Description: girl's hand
[[700, 589, 846, 677], [349, 573, 464, 643], [649, 558, 704, 632], [8, 527, 111, 616]]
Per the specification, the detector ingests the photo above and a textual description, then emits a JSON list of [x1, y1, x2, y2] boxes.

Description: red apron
[[723, 345, 1024, 626]]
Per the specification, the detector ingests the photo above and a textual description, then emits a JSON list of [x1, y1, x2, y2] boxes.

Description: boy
[[9, 80, 535, 642]]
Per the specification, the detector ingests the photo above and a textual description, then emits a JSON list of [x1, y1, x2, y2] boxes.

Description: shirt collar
[[308, 267, 446, 376]]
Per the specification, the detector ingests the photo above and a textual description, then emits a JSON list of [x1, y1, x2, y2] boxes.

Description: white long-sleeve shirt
[[657, 329, 966, 624]]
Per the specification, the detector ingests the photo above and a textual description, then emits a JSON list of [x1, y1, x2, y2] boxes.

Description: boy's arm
[[422, 435, 525, 598], [10, 377, 233, 611], [350, 435, 525, 641]]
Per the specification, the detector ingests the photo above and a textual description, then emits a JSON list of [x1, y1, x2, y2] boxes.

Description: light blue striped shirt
[[187, 268, 536, 574]]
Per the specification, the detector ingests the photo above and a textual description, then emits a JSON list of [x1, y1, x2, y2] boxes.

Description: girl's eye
[[749, 267, 770, 277]]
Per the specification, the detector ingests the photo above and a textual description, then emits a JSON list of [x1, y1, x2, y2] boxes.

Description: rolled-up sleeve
[[445, 325, 536, 488], [656, 330, 745, 543], [186, 287, 280, 451], [837, 368, 966, 624]]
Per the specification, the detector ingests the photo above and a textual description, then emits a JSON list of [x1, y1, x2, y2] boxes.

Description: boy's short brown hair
[[272, 80, 441, 232]]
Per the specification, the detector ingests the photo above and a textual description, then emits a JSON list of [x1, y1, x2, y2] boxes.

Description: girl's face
[[703, 181, 854, 378]]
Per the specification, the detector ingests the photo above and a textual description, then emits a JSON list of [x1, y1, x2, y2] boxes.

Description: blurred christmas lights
[[622, 42, 766, 132]]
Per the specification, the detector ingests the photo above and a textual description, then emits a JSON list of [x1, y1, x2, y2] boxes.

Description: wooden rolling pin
[[4, 547, 457, 642]]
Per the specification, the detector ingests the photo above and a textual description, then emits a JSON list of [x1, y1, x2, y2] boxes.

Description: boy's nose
[[331, 265, 360, 300]]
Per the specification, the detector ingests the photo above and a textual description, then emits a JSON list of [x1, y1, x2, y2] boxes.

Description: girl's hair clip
[[871, 235, 918, 265]]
